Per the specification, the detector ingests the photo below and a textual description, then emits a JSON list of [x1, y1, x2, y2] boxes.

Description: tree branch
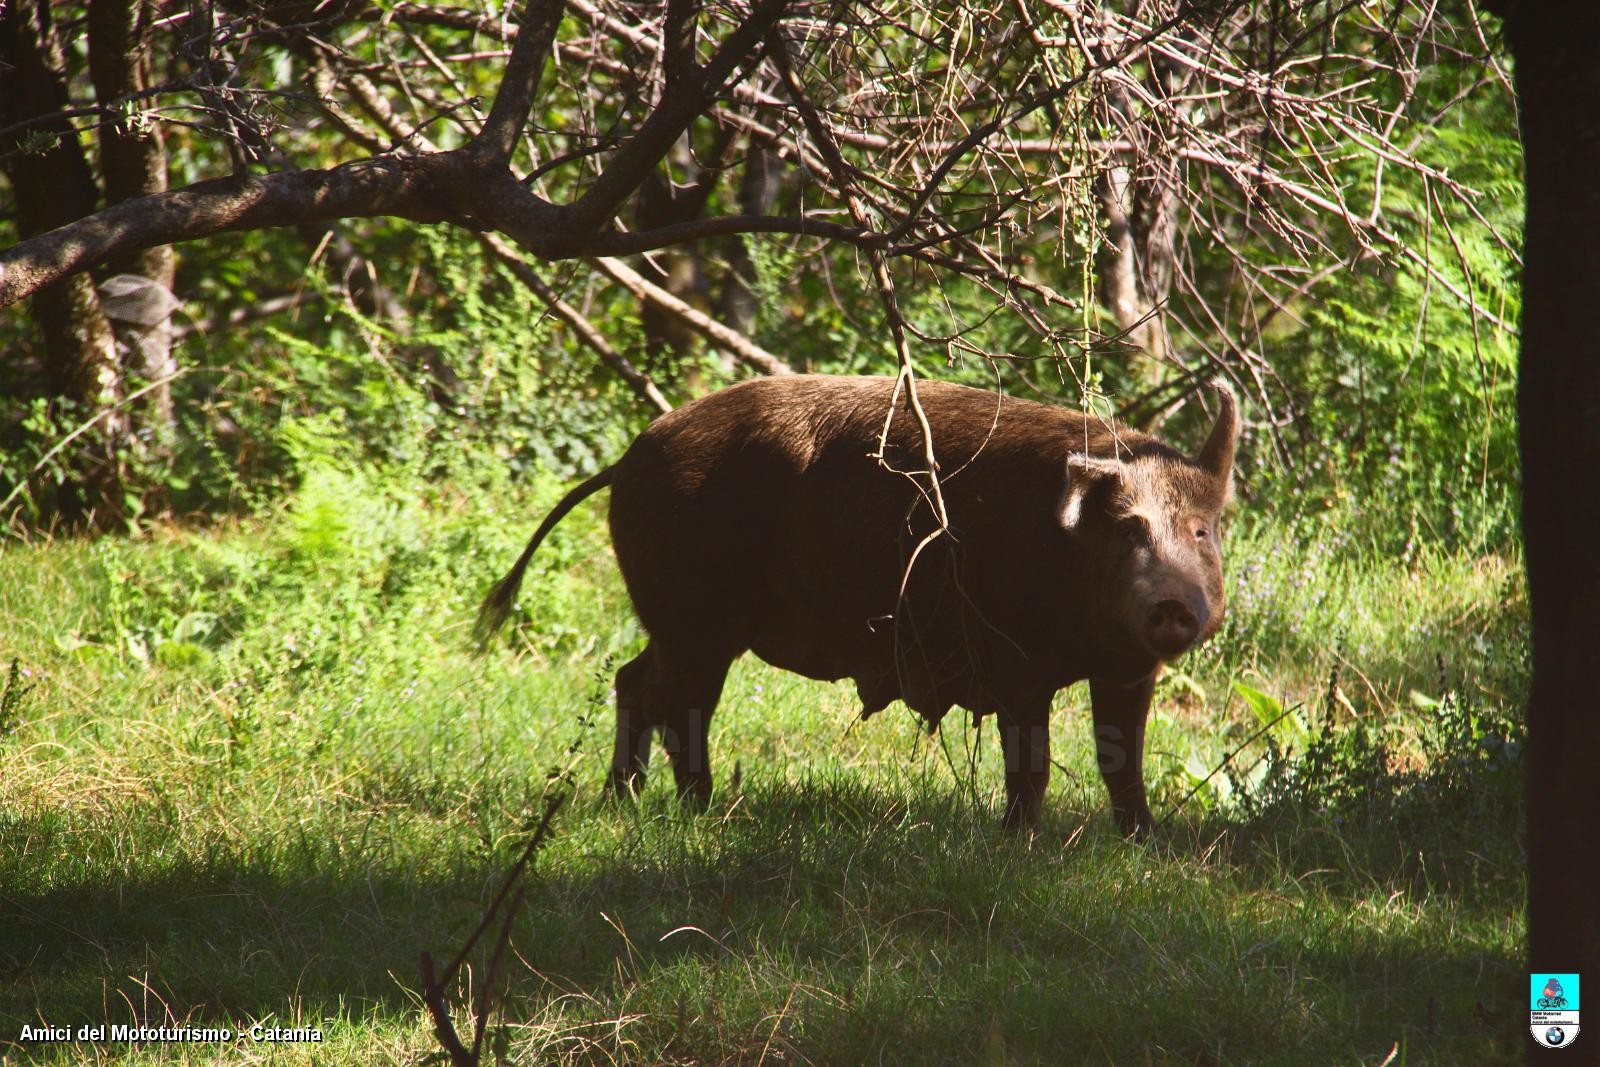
[[663, 0, 700, 93], [0, 154, 474, 307], [584, 213, 877, 255], [479, 233, 674, 413], [567, 0, 790, 231], [589, 254, 794, 376], [472, 0, 567, 162], [171, 290, 309, 339], [887, 6, 1202, 244]]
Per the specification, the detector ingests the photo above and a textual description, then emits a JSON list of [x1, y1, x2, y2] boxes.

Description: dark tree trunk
[[1089, 28, 1182, 403], [1, 0, 127, 526], [1491, 5, 1600, 1062], [635, 141, 712, 374], [1094, 158, 1178, 428], [717, 145, 782, 341], [89, 0, 178, 449], [1095, 163, 1155, 352]]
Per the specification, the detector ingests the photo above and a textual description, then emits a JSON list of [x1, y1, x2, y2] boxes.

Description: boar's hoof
[[676, 776, 713, 813], [1114, 803, 1156, 839], [1001, 796, 1043, 834]]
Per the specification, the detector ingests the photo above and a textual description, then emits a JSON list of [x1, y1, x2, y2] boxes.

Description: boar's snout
[[1147, 596, 1208, 657]]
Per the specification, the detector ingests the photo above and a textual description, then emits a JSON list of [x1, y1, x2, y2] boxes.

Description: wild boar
[[478, 374, 1238, 834]]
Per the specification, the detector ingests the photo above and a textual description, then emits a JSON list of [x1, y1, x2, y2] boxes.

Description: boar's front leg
[[1089, 672, 1158, 837], [997, 701, 1052, 831]]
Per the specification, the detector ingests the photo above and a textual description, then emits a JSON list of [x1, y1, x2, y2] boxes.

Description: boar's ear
[[1059, 454, 1123, 530], [1195, 379, 1239, 481]]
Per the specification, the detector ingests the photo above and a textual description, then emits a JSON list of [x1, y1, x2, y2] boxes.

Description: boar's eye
[[1117, 515, 1151, 546], [1194, 525, 1210, 542]]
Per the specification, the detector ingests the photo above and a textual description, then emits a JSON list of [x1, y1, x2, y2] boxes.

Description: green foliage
[[1224, 664, 1524, 827], [0, 658, 33, 740], [0, 223, 647, 534], [1257, 94, 1525, 551]]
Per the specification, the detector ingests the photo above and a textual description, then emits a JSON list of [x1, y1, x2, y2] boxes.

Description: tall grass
[[1, 470, 1528, 1064]]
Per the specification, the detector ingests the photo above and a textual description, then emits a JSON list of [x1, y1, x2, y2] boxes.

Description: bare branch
[[589, 254, 795, 376], [0, 155, 472, 307], [473, 0, 567, 162], [568, 0, 791, 231], [171, 291, 310, 339], [888, 3, 1205, 244], [585, 213, 878, 255], [663, 0, 701, 92], [479, 233, 674, 413]]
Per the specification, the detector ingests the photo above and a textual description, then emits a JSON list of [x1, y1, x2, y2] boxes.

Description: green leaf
[[172, 611, 221, 647], [156, 641, 212, 669], [1233, 681, 1282, 728]]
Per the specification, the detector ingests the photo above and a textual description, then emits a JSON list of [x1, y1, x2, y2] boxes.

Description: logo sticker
[[1531, 973, 1580, 1049]]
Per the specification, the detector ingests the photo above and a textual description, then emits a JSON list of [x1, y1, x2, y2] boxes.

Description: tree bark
[[589, 255, 793, 377], [1095, 163, 1158, 354], [717, 145, 782, 338], [1490, 5, 1600, 1062], [1092, 82, 1176, 402], [1, 0, 127, 526], [89, 0, 178, 446], [634, 139, 713, 370]]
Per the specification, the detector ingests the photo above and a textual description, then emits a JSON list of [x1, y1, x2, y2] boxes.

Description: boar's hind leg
[[611, 648, 657, 799], [1089, 673, 1157, 837], [997, 703, 1052, 831], [612, 641, 734, 810]]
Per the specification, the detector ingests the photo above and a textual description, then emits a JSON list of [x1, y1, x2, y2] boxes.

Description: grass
[[0, 467, 1529, 1064]]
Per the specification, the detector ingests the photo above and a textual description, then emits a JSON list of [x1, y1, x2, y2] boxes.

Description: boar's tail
[[474, 464, 618, 651]]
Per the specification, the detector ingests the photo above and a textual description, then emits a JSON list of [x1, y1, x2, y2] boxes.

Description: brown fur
[[482, 374, 1239, 833]]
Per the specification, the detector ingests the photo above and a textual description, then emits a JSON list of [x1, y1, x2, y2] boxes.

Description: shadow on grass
[[3, 774, 1525, 1064]]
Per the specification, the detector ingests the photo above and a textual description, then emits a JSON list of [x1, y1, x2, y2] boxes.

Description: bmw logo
[[1547, 1026, 1567, 1046]]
